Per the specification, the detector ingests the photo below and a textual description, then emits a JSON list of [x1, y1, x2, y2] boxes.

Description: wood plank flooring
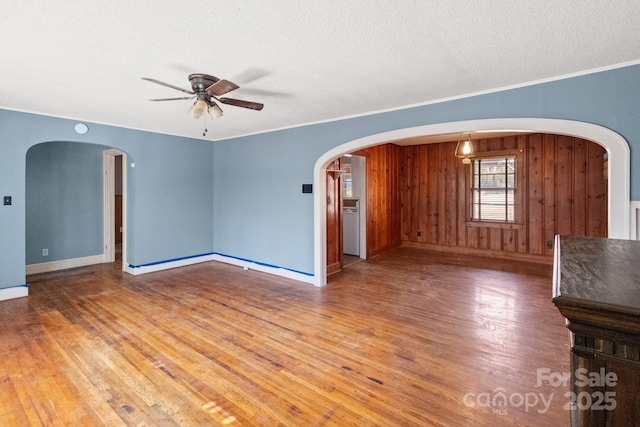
[[1, 247, 571, 426]]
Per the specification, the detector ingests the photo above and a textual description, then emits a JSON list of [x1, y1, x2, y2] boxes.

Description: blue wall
[[0, 110, 214, 290], [213, 65, 640, 274], [1, 64, 639, 291]]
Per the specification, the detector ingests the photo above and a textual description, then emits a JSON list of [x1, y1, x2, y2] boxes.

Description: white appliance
[[343, 199, 359, 256]]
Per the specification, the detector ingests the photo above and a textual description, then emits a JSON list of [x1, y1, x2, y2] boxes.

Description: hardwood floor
[[342, 254, 361, 269], [1, 247, 570, 426]]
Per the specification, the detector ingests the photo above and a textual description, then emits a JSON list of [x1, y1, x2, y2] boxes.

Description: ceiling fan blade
[[141, 77, 194, 94], [149, 96, 195, 101], [218, 97, 264, 111], [205, 79, 240, 96]]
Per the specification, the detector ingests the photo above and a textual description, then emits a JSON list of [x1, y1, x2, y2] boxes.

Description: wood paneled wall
[[351, 144, 402, 258], [336, 133, 607, 265], [398, 134, 608, 259]]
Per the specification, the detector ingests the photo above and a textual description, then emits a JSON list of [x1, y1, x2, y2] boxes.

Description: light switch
[[3, 196, 11, 206]]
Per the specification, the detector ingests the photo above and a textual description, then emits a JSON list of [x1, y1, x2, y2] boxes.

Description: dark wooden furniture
[[553, 236, 640, 426]]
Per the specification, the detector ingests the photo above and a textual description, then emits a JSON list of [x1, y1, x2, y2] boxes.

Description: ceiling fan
[[142, 73, 264, 123]]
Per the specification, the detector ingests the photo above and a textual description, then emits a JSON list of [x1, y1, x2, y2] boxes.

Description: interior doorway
[[325, 158, 343, 275], [314, 118, 631, 287], [341, 155, 366, 268], [103, 149, 127, 269], [325, 155, 367, 276], [114, 154, 123, 259]]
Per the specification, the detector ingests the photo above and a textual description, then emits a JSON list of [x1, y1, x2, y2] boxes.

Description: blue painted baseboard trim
[[128, 252, 313, 277], [0, 283, 30, 289], [213, 252, 314, 277], [128, 252, 216, 269]]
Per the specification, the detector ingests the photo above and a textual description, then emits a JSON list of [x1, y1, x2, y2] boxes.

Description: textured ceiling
[[2, 1, 640, 141]]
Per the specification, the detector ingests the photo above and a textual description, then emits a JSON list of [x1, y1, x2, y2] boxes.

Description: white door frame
[[103, 149, 127, 269], [313, 118, 631, 287]]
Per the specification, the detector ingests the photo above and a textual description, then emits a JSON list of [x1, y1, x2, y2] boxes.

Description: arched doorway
[[313, 118, 630, 287], [25, 142, 130, 275]]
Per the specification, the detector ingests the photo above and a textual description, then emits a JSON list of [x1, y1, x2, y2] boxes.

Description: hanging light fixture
[[188, 98, 208, 119], [188, 96, 224, 120], [208, 102, 223, 119], [189, 96, 223, 136], [455, 133, 475, 164]]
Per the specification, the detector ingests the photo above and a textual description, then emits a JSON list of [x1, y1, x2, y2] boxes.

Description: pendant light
[[455, 133, 475, 164]]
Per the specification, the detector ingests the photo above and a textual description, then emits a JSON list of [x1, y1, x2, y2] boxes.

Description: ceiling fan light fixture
[[208, 102, 223, 119], [143, 73, 263, 134], [188, 99, 208, 119]]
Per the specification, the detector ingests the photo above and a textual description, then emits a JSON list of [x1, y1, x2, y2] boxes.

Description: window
[[471, 156, 516, 223], [342, 156, 353, 198]]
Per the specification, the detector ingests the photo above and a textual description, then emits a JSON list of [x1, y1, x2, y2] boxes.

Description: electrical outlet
[[42, 248, 48, 256], [417, 231, 422, 237], [3, 196, 11, 206]]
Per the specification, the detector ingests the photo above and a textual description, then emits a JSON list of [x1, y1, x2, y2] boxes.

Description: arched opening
[[25, 142, 130, 276], [313, 118, 630, 287]]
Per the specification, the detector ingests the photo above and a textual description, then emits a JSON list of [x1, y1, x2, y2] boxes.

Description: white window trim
[[470, 155, 518, 224]]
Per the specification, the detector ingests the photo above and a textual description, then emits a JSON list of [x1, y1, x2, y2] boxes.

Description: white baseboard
[[26, 254, 106, 275], [0, 285, 29, 301], [25, 252, 314, 289], [125, 252, 315, 285], [211, 254, 315, 285], [125, 254, 216, 275]]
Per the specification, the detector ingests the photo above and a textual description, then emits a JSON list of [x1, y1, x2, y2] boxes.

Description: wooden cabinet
[[553, 236, 640, 426]]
